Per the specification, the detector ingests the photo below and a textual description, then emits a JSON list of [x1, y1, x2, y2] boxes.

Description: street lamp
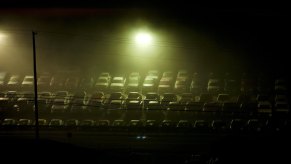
[[126, 29, 158, 70], [134, 31, 153, 47], [131, 30, 155, 57]]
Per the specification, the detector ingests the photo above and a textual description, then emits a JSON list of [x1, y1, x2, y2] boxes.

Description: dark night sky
[[0, 1, 289, 75]]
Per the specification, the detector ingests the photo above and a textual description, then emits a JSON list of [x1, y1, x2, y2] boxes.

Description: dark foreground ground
[[1, 129, 290, 164]]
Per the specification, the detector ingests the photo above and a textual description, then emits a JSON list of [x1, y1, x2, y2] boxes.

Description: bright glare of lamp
[[0, 33, 6, 44], [134, 32, 153, 46]]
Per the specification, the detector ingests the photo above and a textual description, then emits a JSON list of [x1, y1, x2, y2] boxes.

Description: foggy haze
[[0, 6, 289, 76]]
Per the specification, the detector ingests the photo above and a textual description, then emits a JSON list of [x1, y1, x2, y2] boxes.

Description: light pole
[[32, 31, 39, 141]]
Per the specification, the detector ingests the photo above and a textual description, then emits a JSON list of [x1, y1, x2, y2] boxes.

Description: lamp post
[[32, 31, 39, 141]]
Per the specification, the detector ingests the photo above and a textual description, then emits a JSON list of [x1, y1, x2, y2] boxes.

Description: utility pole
[[32, 31, 39, 141]]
